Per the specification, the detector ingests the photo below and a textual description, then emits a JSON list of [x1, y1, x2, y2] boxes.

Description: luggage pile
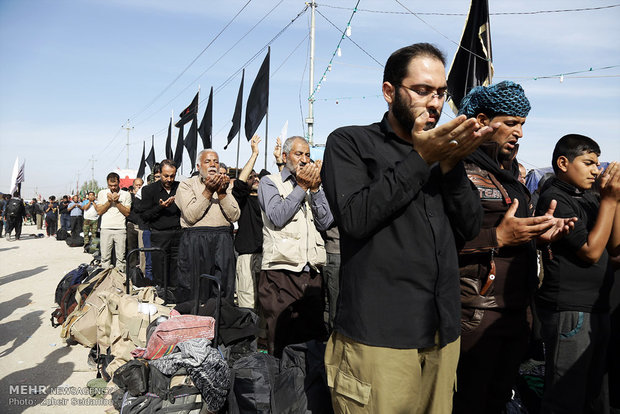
[[51, 264, 333, 413]]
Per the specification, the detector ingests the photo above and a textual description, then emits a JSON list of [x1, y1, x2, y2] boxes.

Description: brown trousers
[[258, 268, 327, 356]]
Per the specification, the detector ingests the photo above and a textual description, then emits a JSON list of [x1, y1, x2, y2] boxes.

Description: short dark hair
[[551, 134, 601, 174], [106, 172, 120, 182], [383, 43, 446, 85], [160, 159, 176, 171], [153, 163, 162, 175], [88, 191, 95, 196]]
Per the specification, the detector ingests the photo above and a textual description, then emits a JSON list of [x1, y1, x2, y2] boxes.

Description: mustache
[[427, 108, 440, 118]]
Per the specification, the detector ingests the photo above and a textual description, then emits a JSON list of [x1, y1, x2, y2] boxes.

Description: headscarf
[[458, 80, 531, 118]]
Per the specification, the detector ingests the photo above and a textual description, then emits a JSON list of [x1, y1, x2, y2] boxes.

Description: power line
[[124, 4, 310, 173], [314, 8, 383, 67], [214, 4, 310, 95], [309, 0, 362, 101], [317, 3, 620, 16], [272, 33, 309, 77], [497, 65, 620, 82], [134, 0, 287, 128], [393, 0, 490, 63], [129, 0, 254, 123]]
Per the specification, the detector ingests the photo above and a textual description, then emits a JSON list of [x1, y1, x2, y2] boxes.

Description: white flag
[[9, 157, 25, 195], [280, 120, 288, 141]]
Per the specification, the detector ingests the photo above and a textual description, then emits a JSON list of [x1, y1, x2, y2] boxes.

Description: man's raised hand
[[411, 110, 497, 173]]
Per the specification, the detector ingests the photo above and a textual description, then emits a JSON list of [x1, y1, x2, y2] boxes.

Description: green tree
[[79, 179, 102, 197]]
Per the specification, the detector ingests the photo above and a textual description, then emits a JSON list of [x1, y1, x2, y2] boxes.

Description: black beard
[[392, 87, 440, 133]]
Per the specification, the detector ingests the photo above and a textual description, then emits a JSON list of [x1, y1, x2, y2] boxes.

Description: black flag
[[198, 87, 213, 149], [165, 119, 173, 160], [175, 92, 199, 127], [174, 124, 184, 169], [447, 0, 494, 113], [225, 70, 244, 150], [137, 141, 146, 179], [244, 48, 270, 140], [146, 135, 156, 171], [184, 117, 198, 171]]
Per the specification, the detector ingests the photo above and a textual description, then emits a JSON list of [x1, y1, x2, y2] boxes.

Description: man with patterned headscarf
[[453, 81, 576, 413]]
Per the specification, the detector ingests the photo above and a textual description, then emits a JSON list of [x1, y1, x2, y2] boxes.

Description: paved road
[[0, 224, 114, 413]]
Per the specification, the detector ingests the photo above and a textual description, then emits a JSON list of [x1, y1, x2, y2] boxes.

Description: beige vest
[[261, 174, 326, 272]]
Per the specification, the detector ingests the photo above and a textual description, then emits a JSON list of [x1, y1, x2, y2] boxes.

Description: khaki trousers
[[235, 252, 262, 309], [325, 332, 460, 414], [100, 228, 126, 273]]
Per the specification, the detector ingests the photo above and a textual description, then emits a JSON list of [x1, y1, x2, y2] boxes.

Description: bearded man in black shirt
[[136, 159, 182, 294], [321, 43, 498, 413]]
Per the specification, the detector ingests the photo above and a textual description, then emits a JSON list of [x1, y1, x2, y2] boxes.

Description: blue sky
[[1, 0, 618, 198]]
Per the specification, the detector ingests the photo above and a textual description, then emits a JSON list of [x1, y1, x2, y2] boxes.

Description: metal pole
[[90, 155, 96, 182], [264, 109, 269, 170], [235, 130, 241, 178], [307, 1, 316, 145], [122, 119, 133, 169]]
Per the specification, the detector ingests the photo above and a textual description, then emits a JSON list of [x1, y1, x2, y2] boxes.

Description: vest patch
[[468, 174, 502, 200]]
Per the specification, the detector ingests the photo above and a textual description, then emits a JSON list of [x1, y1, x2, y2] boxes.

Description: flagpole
[[264, 108, 269, 170], [235, 130, 241, 178]]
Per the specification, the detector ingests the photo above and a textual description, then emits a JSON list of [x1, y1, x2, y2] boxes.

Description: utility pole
[[306, 0, 316, 146], [89, 155, 96, 185], [76, 171, 80, 195], [122, 119, 134, 169]]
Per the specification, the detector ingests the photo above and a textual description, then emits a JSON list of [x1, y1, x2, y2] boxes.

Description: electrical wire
[[393, 0, 490, 63], [214, 4, 310, 95], [317, 3, 620, 16], [134, 0, 287, 128], [128, 0, 254, 123], [314, 8, 383, 67], [309, 0, 362, 101], [272, 33, 310, 77], [497, 65, 620, 81]]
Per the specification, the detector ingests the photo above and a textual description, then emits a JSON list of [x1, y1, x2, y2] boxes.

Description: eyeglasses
[[398, 84, 449, 100]]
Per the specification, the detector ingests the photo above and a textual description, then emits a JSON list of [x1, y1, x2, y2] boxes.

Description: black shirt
[[231, 179, 263, 254], [535, 177, 613, 312], [59, 200, 70, 216], [136, 181, 181, 231], [321, 113, 483, 349], [126, 193, 144, 227]]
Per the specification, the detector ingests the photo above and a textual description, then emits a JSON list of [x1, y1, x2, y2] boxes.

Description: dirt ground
[[0, 223, 115, 413]]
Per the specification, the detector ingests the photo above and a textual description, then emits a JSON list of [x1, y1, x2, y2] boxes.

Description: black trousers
[[176, 226, 235, 304], [150, 228, 181, 288], [454, 308, 530, 414], [46, 217, 57, 236], [70, 216, 82, 238], [126, 222, 139, 269], [6, 216, 23, 238]]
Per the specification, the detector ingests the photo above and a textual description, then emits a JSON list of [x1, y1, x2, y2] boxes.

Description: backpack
[[66, 236, 85, 247], [56, 228, 69, 241], [50, 266, 107, 328], [229, 352, 280, 413], [6, 198, 22, 217], [54, 264, 91, 305]]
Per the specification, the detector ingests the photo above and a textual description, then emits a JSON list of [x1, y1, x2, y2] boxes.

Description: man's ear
[[476, 113, 491, 126], [556, 156, 570, 173], [382, 82, 395, 106], [282, 151, 288, 163]]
